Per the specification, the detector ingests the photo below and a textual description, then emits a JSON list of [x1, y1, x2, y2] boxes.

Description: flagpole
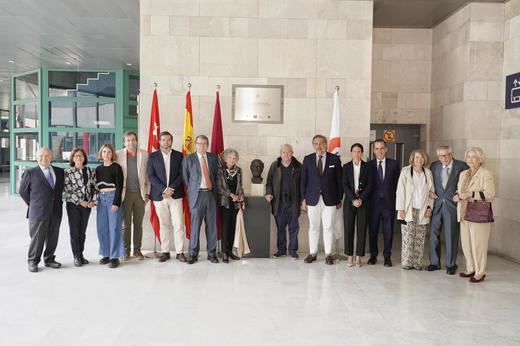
[[145, 82, 161, 259], [333, 85, 347, 262]]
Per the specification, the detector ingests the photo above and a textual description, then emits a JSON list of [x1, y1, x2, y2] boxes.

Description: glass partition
[[15, 73, 39, 100]]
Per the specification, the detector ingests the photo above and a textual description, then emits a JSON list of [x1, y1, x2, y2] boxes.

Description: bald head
[[37, 147, 52, 168]]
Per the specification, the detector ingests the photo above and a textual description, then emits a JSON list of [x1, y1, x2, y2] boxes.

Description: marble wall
[[139, 0, 374, 254], [371, 28, 432, 126]]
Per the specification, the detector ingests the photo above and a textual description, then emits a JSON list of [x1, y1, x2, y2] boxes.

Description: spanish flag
[[182, 89, 194, 239]]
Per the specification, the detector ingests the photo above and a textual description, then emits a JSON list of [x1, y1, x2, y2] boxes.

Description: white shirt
[[353, 161, 361, 193], [197, 152, 209, 189], [39, 165, 56, 184], [412, 170, 427, 209], [161, 150, 171, 189], [377, 157, 386, 180]]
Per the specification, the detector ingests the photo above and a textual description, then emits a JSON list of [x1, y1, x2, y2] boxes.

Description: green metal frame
[[9, 68, 139, 194]]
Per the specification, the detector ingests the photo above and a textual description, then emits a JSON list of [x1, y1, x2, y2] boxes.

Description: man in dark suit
[[182, 134, 220, 264], [343, 143, 372, 267], [301, 135, 343, 265], [428, 145, 468, 275], [19, 147, 64, 273], [147, 131, 186, 263], [368, 139, 400, 267]]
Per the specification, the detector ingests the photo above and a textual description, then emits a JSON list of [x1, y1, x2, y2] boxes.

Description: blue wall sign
[[506, 72, 520, 110]]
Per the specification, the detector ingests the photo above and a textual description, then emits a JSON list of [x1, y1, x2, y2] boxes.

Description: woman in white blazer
[[396, 149, 435, 270]]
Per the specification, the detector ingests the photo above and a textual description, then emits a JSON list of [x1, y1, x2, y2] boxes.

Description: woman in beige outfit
[[454, 147, 495, 283]]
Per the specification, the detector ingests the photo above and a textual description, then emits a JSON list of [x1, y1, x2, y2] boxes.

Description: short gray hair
[[436, 145, 452, 154], [223, 148, 239, 161], [465, 147, 485, 165], [280, 144, 293, 154], [37, 147, 52, 157]]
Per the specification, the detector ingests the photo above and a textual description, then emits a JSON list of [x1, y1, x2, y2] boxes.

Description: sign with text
[[232, 85, 284, 123], [506, 72, 520, 110]]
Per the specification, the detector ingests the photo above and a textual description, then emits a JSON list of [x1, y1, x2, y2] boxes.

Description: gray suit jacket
[[431, 159, 468, 215], [181, 152, 220, 209]]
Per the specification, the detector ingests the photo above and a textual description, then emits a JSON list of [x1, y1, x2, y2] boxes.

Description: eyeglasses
[[195, 142, 208, 145], [437, 154, 452, 158]]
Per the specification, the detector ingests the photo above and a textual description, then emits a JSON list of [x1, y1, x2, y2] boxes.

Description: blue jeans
[[97, 191, 123, 259]]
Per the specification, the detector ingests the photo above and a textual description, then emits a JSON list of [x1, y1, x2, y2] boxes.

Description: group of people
[[19, 132, 495, 283]]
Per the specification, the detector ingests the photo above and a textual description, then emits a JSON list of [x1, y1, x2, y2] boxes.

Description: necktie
[[442, 166, 450, 189], [318, 155, 323, 176], [45, 168, 54, 188], [201, 155, 213, 189], [378, 160, 383, 182]]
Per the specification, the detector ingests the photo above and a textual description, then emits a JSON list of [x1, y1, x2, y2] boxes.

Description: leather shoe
[[325, 255, 334, 265], [158, 253, 171, 262], [123, 252, 131, 261], [222, 253, 229, 263], [134, 250, 144, 260], [45, 260, 62, 269], [273, 251, 287, 258], [470, 274, 486, 283], [367, 257, 377, 265], [28, 263, 38, 273], [384, 257, 392, 267], [74, 257, 83, 267], [187, 256, 198, 264], [80, 256, 89, 265], [208, 255, 219, 263], [427, 264, 441, 271], [289, 252, 299, 260], [304, 254, 317, 263], [446, 266, 457, 275], [228, 252, 240, 260], [176, 253, 187, 262], [459, 271, 475, 278], [109, 259, 120, 268], [99, 257, 110, 265]]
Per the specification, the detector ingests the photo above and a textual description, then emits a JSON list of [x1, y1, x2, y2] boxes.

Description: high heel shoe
[[222, 253, 229, 263], [346, 256, 354, 267], [228, 252, 240, 260], [355, 256, 362, 268]]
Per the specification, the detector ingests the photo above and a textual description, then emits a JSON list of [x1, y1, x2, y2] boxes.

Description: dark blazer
[[147, 149, 184, 201], [216, 166, 245, 209], [182, 152, 220, 209], [430, 159, 468, 215], [265, 157, 302, 216], [19, 165, 64, 223], [342, 160, 371, 203], [301, 152, 343, 207], [369, 157, 400, 210]]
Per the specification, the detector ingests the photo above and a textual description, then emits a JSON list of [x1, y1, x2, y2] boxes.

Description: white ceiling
[[0, 0, 139, 107]]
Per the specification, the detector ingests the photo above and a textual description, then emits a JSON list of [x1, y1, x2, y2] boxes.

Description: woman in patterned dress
[[396, 149, 435, 270], [64, 148, 97, 267]]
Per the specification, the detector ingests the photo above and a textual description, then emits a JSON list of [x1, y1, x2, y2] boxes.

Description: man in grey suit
[[19, 147, 65, 273], [182, 135, 221, 264], [428, 145, 468, 275]]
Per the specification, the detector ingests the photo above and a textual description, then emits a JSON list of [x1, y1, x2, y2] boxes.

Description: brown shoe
[[325, 255, 334, 265], [158, 253, 171, 262], [459, 271, 475, 278], [123, 252, 131, 261], [134, 250, 144, 260], [304, 254, 317, 263], [176, 253, 187, 262]]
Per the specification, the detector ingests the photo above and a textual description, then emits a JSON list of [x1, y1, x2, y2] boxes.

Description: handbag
[[464, 192, 494, 223]]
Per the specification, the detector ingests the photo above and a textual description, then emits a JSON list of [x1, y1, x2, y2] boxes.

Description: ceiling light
[[65, 61, 72, 65], [126, 63, 132, 66], [8, 60, 15, 63]]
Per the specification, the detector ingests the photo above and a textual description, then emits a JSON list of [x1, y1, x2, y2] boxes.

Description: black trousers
[[28, 213, 62, 264], [221, 206, 239, 254], [343, 202, 368, 256], [66, 202, 91, 258]]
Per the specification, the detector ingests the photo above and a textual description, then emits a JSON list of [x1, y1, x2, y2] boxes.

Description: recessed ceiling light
[[0, 80, 4, 83], [126, 63, 132, 66], [65, 61, 72, 65], [8, 60, 15, 63]]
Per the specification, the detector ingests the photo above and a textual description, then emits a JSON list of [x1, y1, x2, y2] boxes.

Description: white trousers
[[154, 197, 184, 254], [307, 196, 336, 255]]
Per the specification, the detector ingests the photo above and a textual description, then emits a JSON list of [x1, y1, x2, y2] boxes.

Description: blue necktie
[[45, 168, 54, 188], [378, 160, 384, 182]]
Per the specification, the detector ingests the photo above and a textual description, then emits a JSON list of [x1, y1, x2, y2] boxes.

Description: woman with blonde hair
[[454, 147, 495, 283], [396, 149, 435, 270], [95, 144, 124, 268]]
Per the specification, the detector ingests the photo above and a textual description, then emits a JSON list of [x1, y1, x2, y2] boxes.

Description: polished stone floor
[[1, 174, 520, 346]]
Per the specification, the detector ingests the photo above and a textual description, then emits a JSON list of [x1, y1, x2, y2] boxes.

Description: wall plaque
[[232, 85, 284, 123]]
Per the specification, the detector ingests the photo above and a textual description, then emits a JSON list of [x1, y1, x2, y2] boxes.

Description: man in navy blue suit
[[19, 147, 64, 273], [368, 139, 400, 267], [147, 131, 186, 263], [301, 135, 343, 265]]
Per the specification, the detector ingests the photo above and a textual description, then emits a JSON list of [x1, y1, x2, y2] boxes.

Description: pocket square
[[328, 165, 334, 168]]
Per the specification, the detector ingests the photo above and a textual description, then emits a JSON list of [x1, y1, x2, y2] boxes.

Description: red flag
[[210, 89, 224, 240], [182, 89, 194, 239], [148, 88, 161, 243]]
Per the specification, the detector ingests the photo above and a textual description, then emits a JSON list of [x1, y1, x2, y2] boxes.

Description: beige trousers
[[154, 197, 185, 254], [460, 220, 491, 277]]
